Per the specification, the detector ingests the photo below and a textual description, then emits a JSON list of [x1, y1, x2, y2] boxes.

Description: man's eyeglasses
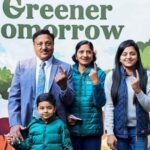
[[35, 42, 53, 47]]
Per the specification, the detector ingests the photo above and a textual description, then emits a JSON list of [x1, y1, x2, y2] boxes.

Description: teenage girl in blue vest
[[105, 39, 150, 150]]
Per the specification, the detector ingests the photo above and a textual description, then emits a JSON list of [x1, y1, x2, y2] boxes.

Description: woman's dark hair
[[72, 40, 96, 65], [111, 39, 147, 105], [32, 29, 55, 43], [36, 93, 55, 107]]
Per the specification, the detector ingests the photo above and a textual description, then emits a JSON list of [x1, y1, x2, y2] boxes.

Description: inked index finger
[[94, 63, 97, 71], [135, 69, 139, 80], [58, 65, 64, 73]]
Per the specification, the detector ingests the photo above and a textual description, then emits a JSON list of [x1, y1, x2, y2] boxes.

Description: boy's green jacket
[[13, 116, 73, 150]]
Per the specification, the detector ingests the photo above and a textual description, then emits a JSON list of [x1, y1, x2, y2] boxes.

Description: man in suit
[[8, 29, 73, 142]]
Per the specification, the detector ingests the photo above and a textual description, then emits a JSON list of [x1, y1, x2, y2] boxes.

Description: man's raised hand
[[55, 65, 67, 90]]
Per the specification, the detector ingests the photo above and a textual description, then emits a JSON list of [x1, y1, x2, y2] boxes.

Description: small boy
[[7, 93, 73, 150]]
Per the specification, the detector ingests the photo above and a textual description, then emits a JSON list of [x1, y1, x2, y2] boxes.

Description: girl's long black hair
[[111, 39, 147, 106]]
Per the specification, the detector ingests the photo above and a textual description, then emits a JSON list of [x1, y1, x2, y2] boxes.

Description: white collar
[[36, 56, 53, 67]]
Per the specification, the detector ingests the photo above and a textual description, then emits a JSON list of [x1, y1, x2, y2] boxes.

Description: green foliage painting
[[0, 67, 13, 99], [137, 40, 150, 70]]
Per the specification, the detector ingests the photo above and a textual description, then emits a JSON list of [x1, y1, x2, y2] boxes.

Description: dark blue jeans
[[71, 135, 101, 150], [117, 127, 147, 150]]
